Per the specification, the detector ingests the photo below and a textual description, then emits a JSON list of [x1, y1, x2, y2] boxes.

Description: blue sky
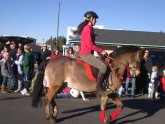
[[0, 0, 165, 43]]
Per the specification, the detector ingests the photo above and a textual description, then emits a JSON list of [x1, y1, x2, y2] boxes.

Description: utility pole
[[56, 0, 60, 47]]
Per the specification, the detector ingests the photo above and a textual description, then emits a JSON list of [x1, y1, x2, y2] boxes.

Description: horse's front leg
[[107, 93, 124, 123], [100, 96, 109, 124]]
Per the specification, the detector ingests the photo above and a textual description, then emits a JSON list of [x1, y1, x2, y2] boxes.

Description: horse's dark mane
[[110, 46, 140, 58]]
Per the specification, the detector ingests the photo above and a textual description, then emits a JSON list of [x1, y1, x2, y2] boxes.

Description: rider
[[75, 11, 107, 95]]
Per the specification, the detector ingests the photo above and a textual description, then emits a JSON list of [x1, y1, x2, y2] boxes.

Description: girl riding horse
[[76, 11, 107, 95], [32, 45, 144, 124]]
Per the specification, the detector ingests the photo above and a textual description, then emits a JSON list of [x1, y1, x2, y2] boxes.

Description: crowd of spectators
[[0, 42, 164, 101], [0, 42, 35, 96], [118, 49, 165, 101], [0, 43, 89, 101]]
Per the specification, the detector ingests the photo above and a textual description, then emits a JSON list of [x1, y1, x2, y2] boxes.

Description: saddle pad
[[76, 58, 96, 82]]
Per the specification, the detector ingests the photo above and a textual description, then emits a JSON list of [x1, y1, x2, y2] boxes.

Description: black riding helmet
[[84, 11, 99, 20]]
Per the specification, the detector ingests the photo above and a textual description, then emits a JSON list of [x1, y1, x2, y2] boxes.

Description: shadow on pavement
[[56, 97, 164, 123], [112, 98, 165, 124], [0, 93, 28, 101]]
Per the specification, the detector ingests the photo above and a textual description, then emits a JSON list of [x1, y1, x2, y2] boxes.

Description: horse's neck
[[112, 56, 129, 75]]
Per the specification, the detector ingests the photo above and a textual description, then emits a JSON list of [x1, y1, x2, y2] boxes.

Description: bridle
[[103, 54, 141, 93], [105, 54, 141, 76], [102, 49, 143, 97], [105, 56, 127, 81]]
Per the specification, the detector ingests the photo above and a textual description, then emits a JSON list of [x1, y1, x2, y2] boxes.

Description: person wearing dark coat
[[38, 44, 51, 71], [140, 50, 153, 95]]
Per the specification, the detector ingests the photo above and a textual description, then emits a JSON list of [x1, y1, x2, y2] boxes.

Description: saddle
[[76, 57, 112, 91]]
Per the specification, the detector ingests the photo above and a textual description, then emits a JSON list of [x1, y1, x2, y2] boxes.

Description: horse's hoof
[[52, 112, 58, 119], [45, 115, 51, 120], [49, 117, 56, 124], [104, 116, 111, 124]]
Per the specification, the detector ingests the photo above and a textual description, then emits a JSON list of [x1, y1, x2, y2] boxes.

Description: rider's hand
[[101, 51, 108, 56]]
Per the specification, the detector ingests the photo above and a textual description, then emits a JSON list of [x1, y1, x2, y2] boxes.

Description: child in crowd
[[125, 65, 136, 97], [149, 66, 159, 100], [118, 82, 125, 97], [159, 67, 165, 101], [20, 45, 35, 96], [1, 52, 13, 93], [14, 47, 24, 92]]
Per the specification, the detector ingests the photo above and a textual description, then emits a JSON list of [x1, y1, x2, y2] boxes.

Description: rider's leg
[[80, 54, 107, 95], [96, 72, 105, 94]]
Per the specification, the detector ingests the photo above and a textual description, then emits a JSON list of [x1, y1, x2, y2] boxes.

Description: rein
[[105, 56, 126, 80], [103, 55, 140, 95], [105, 55, 140, 77], [105, 56, 127, 68], [102, 56, 126, 95]]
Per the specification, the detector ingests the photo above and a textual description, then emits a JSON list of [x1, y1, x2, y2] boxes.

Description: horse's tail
[[32, 71, 44, 108]]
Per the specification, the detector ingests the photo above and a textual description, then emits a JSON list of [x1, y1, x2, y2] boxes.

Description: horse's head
[[107, 46, 144, 78], [128, 48, 144, 77]]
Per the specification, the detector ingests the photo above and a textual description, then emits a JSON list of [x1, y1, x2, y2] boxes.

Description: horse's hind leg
[[51, 98, 58, 119], [44, 85, 60, 120], [107, 93, 124, 123]]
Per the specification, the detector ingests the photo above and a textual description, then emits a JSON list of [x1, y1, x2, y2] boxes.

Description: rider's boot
[[96, 72, 105, 96]]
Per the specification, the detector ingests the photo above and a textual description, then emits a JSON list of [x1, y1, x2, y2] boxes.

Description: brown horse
[[32, 46, 144, 124]]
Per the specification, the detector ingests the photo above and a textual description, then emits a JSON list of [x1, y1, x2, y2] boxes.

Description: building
[[0, 35, 36, 45], [0, 35, 36, 50], [66, 26, 165, 67]]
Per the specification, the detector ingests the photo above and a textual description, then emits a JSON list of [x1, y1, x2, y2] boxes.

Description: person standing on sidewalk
[[20, 45, 35, 96], [14, 47, 24, 92], [125, 65, 136, 97]]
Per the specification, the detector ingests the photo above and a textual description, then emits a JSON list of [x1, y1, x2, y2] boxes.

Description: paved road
[[0, 93, 165, 124]]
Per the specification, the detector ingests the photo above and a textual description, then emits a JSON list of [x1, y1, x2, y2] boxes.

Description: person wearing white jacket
[[14, 47, 24, 93]]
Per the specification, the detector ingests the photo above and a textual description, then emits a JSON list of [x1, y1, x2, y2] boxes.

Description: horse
[[32, 46, 144, 124]]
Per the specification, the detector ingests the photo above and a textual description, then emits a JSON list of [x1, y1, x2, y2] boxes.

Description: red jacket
[[80, 24, 103, 56], [126, 67, 135, 78], [50, 53, 62, 59], [160, 77, 165, 90]]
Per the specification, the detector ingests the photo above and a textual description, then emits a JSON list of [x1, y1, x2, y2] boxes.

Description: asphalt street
[[0, 93, 165, 124]]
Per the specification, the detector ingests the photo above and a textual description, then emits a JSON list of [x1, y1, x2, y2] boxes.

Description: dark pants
[[23, 74, 33, 91], [2, 76, 8, 85], [2, 76, 15, 90]]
